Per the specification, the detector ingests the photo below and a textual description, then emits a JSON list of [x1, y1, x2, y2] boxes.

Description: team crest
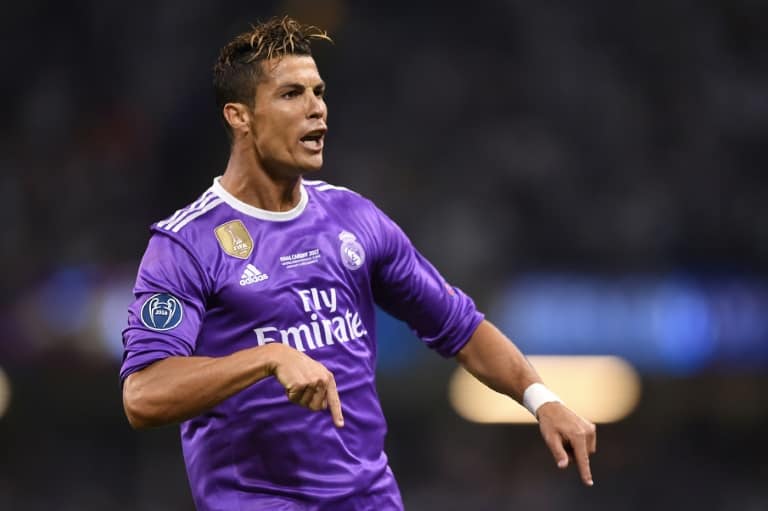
[[214, 220, 253, 259], [140, 293, 184, 331], [339, 231, 365, 270]]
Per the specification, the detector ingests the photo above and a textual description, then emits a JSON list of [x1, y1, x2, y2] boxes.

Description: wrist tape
[[522, 383, 562, 417]]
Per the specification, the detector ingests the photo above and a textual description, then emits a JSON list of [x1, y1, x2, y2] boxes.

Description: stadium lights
[[448, 355, 641, 424], [0, 366, 10, 420]]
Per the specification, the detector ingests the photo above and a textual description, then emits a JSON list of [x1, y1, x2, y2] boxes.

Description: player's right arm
[[123, 343, 343, 429], [120, 233, 343, 430]]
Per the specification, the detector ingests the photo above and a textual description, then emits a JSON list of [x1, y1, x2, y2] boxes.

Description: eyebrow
[[278, 81, 326, 90]]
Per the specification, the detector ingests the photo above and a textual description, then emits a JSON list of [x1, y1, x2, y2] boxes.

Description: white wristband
[[522, 383, 562, 417]]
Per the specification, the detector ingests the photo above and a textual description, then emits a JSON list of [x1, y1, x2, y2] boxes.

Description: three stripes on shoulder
[[158, 191, 222, 233]]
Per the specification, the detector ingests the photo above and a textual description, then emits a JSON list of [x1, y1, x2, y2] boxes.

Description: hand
[[266, 344, 344, 428], [536, 402, 596, 486]]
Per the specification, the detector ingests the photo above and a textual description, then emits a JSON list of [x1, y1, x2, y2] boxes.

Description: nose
[[307, 93, 326, 120]]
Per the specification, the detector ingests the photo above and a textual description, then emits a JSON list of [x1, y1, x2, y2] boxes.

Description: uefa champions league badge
[[140, 293, 184, 331], [339, 231, 365, 270]]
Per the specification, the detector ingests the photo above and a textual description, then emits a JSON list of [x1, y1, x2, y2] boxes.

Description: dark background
[[1, 1, 767, 509]]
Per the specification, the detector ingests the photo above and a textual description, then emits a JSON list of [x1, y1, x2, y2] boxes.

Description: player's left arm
[[456, 320, 597, 486]]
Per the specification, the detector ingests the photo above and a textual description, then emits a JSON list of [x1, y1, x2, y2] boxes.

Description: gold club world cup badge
[[339, 231, 365, 270], [214, 220, 253, 259]]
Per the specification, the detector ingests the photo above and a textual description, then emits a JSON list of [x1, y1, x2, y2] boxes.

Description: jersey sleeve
[[119, 232, 209, 384], [371, 206, 484, 357]]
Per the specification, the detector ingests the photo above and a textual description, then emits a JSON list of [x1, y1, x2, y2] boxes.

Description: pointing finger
[[572, 436, 594, 486], [326, 376, 344, 428]]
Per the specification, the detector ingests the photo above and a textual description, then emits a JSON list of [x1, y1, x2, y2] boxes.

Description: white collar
[[211, 176, 308, 222]]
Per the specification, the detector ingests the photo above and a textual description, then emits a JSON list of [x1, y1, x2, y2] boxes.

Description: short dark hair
[[213, 16, 332, 137]]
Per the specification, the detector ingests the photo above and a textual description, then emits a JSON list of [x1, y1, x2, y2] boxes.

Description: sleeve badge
[[140, 293, 184, 331]]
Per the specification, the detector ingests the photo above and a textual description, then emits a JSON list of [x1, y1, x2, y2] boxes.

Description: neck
[[219, 141, 302, 212]]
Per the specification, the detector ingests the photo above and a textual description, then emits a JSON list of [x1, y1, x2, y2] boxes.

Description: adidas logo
[[240, 264, 269, 286]]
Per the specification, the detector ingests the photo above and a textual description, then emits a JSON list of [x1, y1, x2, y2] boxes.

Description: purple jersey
[[121, 177, 484, 510]]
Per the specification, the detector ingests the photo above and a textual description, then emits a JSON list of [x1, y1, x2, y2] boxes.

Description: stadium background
[[1, 1, 767, 509]]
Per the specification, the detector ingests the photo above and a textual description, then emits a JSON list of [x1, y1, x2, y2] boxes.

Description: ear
[[222, 103, 251, 136]]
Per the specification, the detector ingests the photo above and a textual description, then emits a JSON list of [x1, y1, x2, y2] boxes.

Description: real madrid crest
[[214, 220, 254, 259], [339, 231, 365, 270]]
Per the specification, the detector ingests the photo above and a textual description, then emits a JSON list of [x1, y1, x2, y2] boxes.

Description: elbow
[[122, 373, 161, 430], [455, 327, 481, 370], [455, 343, 471, 367], [124, 407, 152, 431], [125, 413, 150, 431]]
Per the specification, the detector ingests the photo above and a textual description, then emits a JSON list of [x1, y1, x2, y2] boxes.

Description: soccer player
[[120, 16, 596, 511]]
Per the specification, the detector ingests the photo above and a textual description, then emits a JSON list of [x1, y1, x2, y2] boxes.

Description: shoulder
[[303, 178, 380, 213], [153, 186, 225, 237], [304, 179, 396, 238], [146, 185, 230, 272], [138, 188, 226, 294], [304, 179, 361, 200]]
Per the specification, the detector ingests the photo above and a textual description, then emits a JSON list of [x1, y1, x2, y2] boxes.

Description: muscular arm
[[122, 343, 343, 430], [456, 319, 597, 486], [456, 320, 542, 401]]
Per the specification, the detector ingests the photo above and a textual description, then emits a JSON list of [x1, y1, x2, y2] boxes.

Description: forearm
[[455, 319, 541, 403], [457, 320, 597, 485], [122, 344, 279, 429]]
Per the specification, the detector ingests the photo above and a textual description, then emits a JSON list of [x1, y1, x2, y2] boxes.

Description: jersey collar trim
[[211, 177, 309, 222]]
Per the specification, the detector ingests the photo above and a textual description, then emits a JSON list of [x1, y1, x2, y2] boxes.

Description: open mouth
[[299, 128, 326, 151]]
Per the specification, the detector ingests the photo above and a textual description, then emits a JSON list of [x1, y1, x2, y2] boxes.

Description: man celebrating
[[120, 16, 596, 511]]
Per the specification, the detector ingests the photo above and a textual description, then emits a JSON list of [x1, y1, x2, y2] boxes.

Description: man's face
[[248, 55, 327, 175]]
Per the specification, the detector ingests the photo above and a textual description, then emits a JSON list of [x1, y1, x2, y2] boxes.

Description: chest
[[204, 219, 376, 340]]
